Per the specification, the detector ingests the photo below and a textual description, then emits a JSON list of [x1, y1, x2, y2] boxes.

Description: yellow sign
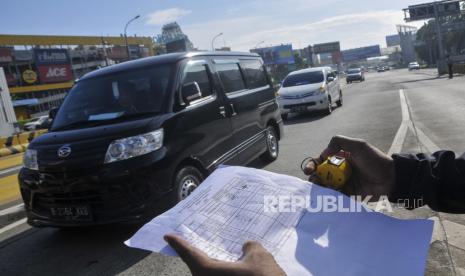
[[22, 70, 37, 84]]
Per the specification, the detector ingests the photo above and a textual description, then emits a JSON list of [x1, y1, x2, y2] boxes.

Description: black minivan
[[19, 52, 283, 227]]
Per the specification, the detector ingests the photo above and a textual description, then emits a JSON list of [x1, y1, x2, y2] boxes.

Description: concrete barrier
[[0, 130, 47, 157]]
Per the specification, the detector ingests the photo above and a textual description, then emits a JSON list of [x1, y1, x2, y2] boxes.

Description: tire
[[172, 166, 204, 202], [260, 126, 279, 162], [281, 113, 288, 121], [324, 97, 333, 115], [336, 90, 343, 107]]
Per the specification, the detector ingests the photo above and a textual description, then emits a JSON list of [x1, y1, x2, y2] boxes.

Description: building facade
[[0, 34, 154, 120]]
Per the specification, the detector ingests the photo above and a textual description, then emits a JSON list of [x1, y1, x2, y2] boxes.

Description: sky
[[0, 0, 427, 51]]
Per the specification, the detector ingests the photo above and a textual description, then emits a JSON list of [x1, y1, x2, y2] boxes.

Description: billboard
[[406, 1, 461, 21], [313, 42, 340, 54], [0, 47, 13, 63], [14, 50, 33, 61], [386, 35, 401, 47], [34, 49, 70, 65], [108, 46, 128, 59], [342, 45, 381, 62], [37, 64, 73, 83], [253, 44, 295, 65]]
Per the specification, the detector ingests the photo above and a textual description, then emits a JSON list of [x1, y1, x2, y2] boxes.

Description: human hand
[[304, 135, 396, 200], [164, 234, 286, 276]]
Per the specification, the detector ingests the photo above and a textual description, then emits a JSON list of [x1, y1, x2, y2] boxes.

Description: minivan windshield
[[51, 65, 174, 131], [347, 68, 361, 74], [282, 71, 324, 87]]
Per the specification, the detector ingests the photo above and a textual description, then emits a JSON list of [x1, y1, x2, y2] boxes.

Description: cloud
[[146, 8, 191, 26], [183, 10, 423, 51]]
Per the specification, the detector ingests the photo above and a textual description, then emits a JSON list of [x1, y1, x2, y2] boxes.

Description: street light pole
[[124, 15, 140, 60], [211, 32, 223, 51]]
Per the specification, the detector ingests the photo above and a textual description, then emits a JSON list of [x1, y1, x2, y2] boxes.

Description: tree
[[415, 10, 465, 65]]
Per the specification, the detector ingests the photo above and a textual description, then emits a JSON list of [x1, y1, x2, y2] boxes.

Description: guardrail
[[0, 130, 47, 157]]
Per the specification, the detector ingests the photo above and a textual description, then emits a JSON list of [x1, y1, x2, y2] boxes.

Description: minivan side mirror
[[327, 76, 335, 83], [181, 82, 202, 104], [49, 107, 59, 120]]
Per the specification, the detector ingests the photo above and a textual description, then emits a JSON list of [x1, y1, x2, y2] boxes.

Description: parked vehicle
[[277, 67, 342, 120], [19, 52, 284, 227], [408, 62, 420, 70], [24, 116, 50, 131], [377, 66, 386, 72], [346, 68, 365, 83]]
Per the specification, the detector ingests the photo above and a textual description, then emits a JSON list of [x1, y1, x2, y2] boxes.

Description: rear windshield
[[282, 71, 324, 87], [52, 64, 174, 131], [348, 69, 361, 74]]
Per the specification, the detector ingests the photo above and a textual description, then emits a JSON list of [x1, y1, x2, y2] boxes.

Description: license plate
[[50, 206, 92, 221], [291, 106, 307, 113]]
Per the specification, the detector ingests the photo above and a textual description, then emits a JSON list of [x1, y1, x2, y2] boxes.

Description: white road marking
[[0, 203, 24, 217], [388, 89, 440, 155], [0, 218, 27, 235]]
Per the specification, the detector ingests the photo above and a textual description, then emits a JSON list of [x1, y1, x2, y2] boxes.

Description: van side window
[[182, 61, 213, 98], [240, 59, 268, 89], [215, 63, 246, 94]]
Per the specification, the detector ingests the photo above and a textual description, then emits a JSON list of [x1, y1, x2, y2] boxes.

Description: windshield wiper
[[52, 120, 104, 131]]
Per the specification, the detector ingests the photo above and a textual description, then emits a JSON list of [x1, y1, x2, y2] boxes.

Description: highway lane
[[0, 69, 463, 275]]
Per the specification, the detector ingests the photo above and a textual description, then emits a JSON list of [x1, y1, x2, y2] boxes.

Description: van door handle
[[230, 104, 237, 116], [219, 106, 226, 117]]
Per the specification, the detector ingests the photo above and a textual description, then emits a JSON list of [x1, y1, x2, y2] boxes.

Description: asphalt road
[[1, 69, 464, 276]]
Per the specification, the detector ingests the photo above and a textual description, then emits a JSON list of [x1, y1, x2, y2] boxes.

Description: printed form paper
[[125, 166, 433, 276]]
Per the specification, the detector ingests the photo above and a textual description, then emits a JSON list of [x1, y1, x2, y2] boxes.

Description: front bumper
[[19, 149, 174, 227], [346, 75, 362, 81], [278, 94, 328, 114]]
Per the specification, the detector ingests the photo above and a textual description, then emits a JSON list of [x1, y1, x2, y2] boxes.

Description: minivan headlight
[[24, 149, 38, 170], [317, 86, 326, 94], [104, 129, 164, 164]]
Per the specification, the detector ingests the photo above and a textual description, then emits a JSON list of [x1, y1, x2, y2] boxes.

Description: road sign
[[313, 42, 340, 54], [404, 0, 462, 21]]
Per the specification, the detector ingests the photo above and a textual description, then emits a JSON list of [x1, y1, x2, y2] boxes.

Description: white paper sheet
[[125, 166, 433, 276]]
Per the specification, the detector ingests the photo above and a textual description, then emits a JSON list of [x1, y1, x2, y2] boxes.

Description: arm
[[305, 136, 465, 213], [391, 151, 465, 213]]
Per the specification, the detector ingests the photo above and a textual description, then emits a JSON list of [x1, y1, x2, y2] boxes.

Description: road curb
[[0, 204, 26, 228]]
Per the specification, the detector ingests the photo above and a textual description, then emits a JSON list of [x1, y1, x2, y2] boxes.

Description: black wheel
[[281, 113, 288, 121], [260, 126, 279, 162], [336, 90, 343, 107], [324, 97, 333, 115], [172, 166, 204, 202]]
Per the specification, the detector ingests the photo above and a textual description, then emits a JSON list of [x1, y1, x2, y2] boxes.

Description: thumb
[[164, 234, 211, 269], [241, 241, 267, 260]]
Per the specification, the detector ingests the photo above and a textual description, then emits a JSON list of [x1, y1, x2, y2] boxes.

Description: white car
[[277, 67, 343, 120], [24, 115, 49, 131], [408, 62, 420, 70]]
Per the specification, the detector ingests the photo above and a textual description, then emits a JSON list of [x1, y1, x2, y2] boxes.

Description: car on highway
[[24, 115, 50, 131], [346, 68, 365, 83], [276, 67, 342, 120], [19, 51, 284, 227], [377, 66, 386, 72], [408, 61, 420, 70]]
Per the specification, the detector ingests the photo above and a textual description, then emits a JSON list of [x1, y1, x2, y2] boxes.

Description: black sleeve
[[389, 151, 465, 213]]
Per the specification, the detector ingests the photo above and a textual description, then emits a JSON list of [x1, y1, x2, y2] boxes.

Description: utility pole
[[433, 2, 447, 74]]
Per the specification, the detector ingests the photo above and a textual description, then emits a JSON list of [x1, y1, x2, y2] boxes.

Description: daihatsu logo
[[57, 145, 72, 158]]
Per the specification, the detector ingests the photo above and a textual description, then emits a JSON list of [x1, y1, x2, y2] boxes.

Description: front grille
[[283, 102, 316, 109], [34, 190, 103, 208], [281, 91, 315, 99], [37, 140, 108, 172]]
